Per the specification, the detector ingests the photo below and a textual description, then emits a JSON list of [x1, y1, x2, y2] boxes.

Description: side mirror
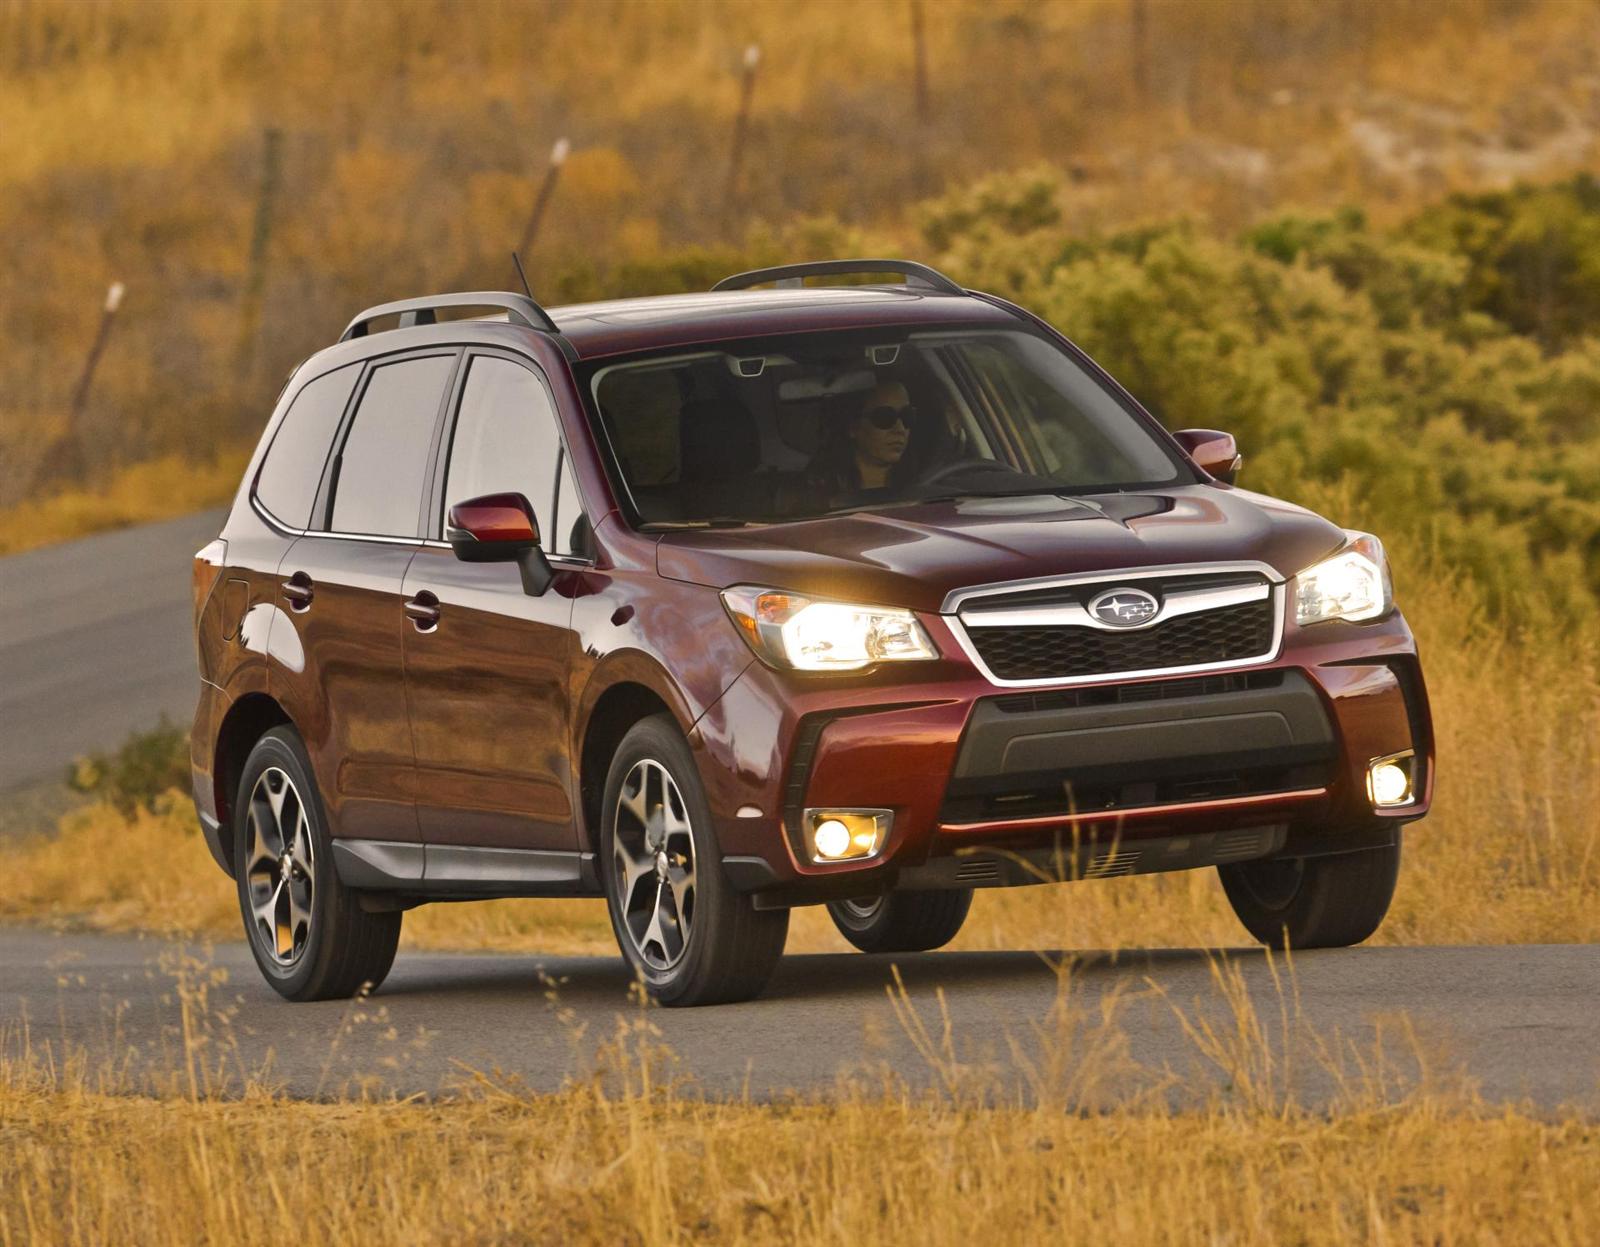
[[445, 492, 553, 596], [1172, 429, 1242, 485]]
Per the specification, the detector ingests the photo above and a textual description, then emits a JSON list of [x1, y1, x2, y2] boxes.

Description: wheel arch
[[212, 692, 294, 873], [577, 679, 680, 858]]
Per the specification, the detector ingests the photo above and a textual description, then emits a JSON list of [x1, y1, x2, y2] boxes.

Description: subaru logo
[[1087, 587, 1159, 628]]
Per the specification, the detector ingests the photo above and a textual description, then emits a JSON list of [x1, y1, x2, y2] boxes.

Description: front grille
[[966, 598, 1274, 682]]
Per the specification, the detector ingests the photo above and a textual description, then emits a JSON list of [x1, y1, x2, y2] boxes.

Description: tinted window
[[254, 363, 360, 527], [330, 354, 455, 537], [443, 356, 568, 547]]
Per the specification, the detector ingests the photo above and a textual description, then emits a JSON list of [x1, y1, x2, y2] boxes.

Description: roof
[[546, 286, 1019, 360]]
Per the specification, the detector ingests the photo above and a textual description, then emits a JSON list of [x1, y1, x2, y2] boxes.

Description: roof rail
[[711, 259, 965, 296], [339, 291, 563, 342]]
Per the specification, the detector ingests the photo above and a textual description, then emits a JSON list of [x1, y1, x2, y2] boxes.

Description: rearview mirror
[[445, 492, 553, 596], [1172, 429, 1242, 485]]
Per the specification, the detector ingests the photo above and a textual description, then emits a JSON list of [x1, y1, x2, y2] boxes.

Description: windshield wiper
[[640, 517, 761, 530], [912, 487, 1080, 505]]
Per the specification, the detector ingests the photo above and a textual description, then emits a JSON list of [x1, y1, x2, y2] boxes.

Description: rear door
[[271, 349, 460, 845], [402, 349, 588, 854]]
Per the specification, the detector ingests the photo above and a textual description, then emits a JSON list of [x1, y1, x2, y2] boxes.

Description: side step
[[331, 839, 601, 899]]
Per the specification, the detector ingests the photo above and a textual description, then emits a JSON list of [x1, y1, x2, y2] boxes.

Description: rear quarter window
[[253, 363, 361, 528], [328, 353, 457, 538]]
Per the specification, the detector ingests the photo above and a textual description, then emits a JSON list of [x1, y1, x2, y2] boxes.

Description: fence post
[[722, 43, 761, 229], [235, 126, 283, 383], [517, 137, 571, 258], [911, 0, 930, 123], [37, 280, 124, 490], [1130, 0, 1149, 107]]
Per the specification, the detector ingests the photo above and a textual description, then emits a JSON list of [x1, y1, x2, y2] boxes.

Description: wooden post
[[235, 126, 282, 382], [722, 43, 761, 229], [911, 0, 930, 123], [517, 137, 571, 257], [69, 281, 124, 427], [1130, 0, 1149, 107], [37, 280, 124, 490]]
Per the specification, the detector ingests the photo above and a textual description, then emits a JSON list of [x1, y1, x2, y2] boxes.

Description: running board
[[331, 839, 600, 897]]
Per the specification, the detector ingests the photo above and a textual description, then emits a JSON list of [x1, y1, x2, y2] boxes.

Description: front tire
[[233, 727, 401, 1001], [601, 715, 788, 1006], [827, 888, 973, 953], [1218, 834, 1401, 950]]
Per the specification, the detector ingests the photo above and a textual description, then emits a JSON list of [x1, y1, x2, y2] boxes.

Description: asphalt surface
[[0, 508, 226, 794], [3, 928, 1596, 1110]]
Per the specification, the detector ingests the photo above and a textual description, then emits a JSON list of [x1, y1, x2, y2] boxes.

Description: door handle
[[405, 590, 441, 632], [282, 571, 314, 611]]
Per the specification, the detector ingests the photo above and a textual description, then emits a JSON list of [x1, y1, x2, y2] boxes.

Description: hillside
[[4, 0, 1600, 509]]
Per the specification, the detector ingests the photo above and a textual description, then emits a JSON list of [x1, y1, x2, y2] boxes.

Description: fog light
[[803, 809, 892, 863], [813, 819, 852, 859], [1367, 754, 1414, 808]]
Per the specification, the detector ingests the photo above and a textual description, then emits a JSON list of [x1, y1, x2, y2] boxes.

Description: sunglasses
[[863, 404, 916, 429]]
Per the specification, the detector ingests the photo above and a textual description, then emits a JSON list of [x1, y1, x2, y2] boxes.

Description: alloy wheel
[[243, 766, 316, 965], [612, 758, 697, 971], [838, 896, 886, 922]]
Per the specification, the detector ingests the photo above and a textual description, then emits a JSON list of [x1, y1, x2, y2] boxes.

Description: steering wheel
[[914, 456, 1026, 489]]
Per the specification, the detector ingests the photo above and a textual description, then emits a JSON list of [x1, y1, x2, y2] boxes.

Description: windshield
[[580, 327, 1189, 527]]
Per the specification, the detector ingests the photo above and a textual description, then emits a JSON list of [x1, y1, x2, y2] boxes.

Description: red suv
[[191, 260, 1432, 1006]]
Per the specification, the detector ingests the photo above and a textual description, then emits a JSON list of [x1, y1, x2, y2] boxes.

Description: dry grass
[[2, 949, 1598, 1246], [7, 1081, 1598, 1246], [0, 449, 248, 557], [6, 0, 1600, 516]]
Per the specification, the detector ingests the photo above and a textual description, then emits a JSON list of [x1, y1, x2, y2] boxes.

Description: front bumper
[[693, 606, 1432, 904]]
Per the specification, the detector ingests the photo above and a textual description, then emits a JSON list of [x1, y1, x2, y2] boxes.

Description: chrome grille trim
[[942, 561, 1286, 689], [959, 578, 1270, 632]]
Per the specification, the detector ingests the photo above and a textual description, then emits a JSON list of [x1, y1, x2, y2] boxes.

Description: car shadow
[[376, 944, 1274, 1005]]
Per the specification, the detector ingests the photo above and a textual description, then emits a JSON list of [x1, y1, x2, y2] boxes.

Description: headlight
[[721, 587, 938, 671], [1294, 532, 1393, 626]]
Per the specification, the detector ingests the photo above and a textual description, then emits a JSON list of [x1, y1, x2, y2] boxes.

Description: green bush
[[67, 718, 189, 817], [891, 171, 1600, 626]]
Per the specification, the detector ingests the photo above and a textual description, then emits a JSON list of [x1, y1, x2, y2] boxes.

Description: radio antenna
[[511, 251, 536, 301]]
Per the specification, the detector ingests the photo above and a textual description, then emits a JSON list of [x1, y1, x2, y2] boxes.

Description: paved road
[[0, 509, 226, 793], [3, 929, 1595, 1110]]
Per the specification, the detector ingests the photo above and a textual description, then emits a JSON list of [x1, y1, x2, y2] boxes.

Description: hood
[[654, 486, 1347, 614]]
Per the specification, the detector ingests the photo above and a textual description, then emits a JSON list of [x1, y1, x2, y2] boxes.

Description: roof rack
[[711, 259, 965, 296], [339, 291, 563, 342]]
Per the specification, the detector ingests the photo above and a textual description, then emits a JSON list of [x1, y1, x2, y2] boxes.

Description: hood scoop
[[951, 494, 1101, 519]]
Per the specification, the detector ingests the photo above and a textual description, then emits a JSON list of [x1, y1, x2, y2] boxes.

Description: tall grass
[[0, 449, 247, 557]]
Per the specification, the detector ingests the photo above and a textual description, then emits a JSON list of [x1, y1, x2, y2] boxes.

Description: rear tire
[[1218, 834, 1401, 950], [233, 727, 401, 1001], [827, 888, 973, 953], [601, 715, 788, 1006]]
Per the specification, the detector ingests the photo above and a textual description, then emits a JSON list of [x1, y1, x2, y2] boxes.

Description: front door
[[403, 351, 587, 852]]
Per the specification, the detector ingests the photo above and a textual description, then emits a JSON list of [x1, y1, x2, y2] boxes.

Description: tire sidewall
[[600, 716, 728, 1004], [828, 895, 888, 938], [233, 727, 336, 998]]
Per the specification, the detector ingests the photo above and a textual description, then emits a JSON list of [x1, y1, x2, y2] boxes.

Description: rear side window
[[443, 356, 572, 551], [254, 363, 360, 528], [329, 354, 456, 537]]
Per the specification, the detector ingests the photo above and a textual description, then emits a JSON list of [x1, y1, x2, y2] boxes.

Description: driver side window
[[443, 355, 586, 557]]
